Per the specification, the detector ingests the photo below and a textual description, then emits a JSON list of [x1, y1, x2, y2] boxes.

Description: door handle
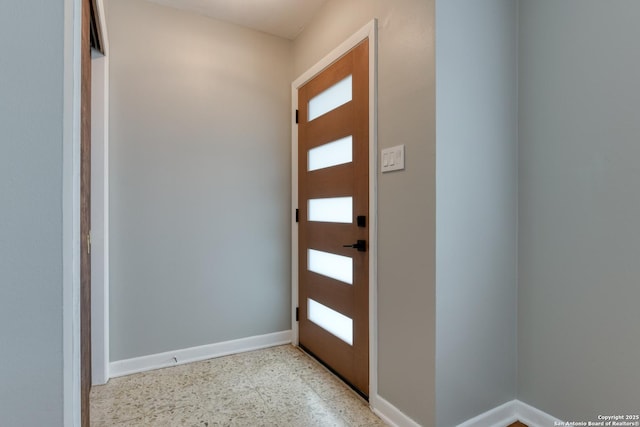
[[343, 240, 367, 252]]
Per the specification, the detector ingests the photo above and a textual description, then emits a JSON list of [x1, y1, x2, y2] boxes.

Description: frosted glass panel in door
[[308, 75, 352, 121], [308, 298, 353, 345], [308, 249, 353, 284], [308, 136, 353, 172], [308, 197, 353, 224]]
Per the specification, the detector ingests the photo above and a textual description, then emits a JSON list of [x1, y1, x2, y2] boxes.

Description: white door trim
[[291, 19, 378, 400], [64, 0, 111, 422], [63, 0, 82, 424], [90, 0, 111, 386]]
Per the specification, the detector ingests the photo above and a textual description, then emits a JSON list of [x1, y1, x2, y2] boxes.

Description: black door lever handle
[[343, 240, 367, 252]]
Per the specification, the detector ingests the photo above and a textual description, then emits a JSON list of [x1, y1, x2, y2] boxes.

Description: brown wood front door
[[81, 0, 92, 424], [298, 40, 369, 397]]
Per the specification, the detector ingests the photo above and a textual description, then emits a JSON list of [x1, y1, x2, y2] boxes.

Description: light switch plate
[[381, 145, 405, 173]]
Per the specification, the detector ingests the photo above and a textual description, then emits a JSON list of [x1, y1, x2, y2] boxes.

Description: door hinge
[[296, 307, 299, 322], [295, 209, 299, 223], [295, 109, 299, 124], [87, 231, 91, 255]]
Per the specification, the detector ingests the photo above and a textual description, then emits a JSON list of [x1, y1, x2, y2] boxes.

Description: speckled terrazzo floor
[[90, 345, 386, 426]]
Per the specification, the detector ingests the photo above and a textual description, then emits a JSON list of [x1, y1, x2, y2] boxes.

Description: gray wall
[[0, 0, 65, 424], [107, 0, 293, 360], [293, 1, 437, 425], [435, 1, 518, 426], [518, 0, 640, 419]]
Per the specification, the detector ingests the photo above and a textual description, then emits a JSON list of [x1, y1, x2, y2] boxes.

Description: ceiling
[[146, 0, 328, 40]]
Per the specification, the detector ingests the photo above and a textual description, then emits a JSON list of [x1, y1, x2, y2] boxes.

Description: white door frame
[[63, 0, 111, 422], [63, 0, 82, 424], [90, 0, 111, 386], [291, 19, 378, 400]]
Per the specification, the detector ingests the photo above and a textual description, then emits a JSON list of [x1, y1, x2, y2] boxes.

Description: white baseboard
[[457, 399, 562, 427], [457, 400, 519, 427], [371, 394, 422, 427], [109, 330, 292, 378], [515, 400, 564, 427]]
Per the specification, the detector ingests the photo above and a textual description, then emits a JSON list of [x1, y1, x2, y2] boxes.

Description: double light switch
[[381, 145, 405, 173]]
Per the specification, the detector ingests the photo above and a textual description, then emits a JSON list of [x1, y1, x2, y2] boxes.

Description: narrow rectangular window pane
[[308, 249, 353, 285], [308, 75, 352, 121], [308, 136, 353, 172], [308, 299, 353, 345], [308, 197, 352, 224]]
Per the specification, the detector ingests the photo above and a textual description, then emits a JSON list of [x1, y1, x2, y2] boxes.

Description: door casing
[[90, 0, 110, 387], [62, 0, 109, 424], [291, 19, 378, 399]]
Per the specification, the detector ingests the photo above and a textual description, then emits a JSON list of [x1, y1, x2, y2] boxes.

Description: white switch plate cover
[[381, 145, 405, 173]]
